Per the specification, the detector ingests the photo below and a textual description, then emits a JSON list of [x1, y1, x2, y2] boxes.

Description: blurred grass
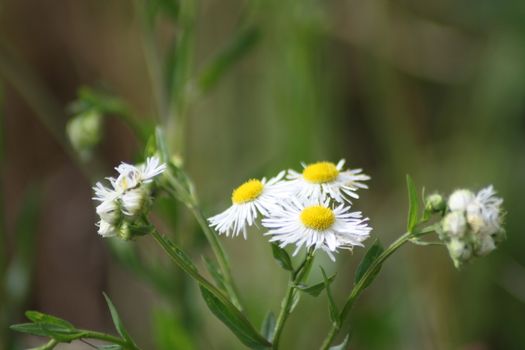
[[1, 0, 525, 349]]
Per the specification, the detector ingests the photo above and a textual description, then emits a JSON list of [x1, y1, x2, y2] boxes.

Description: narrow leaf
[[329, 334, 350, 350], [354, 239, 384, 289], [203, 256, 226, 292], [200, 287, 271, 349], [103, 293, 135, 347], [25, 311, 74, 330], [321, 267, 340, 328], [406, 174, 419, 233], [296, 273, 336, 297], [10, 322, 83, 341], [260, 312, 276, 341], [270, 244, 293, 271]]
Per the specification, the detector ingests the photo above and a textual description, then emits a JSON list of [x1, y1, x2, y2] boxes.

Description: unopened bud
[[425, 193, 446, 213], [66, 110, 102, 159]]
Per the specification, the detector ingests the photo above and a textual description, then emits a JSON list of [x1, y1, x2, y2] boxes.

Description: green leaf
[[406, 174, 419, 233], [200, 287, 271, 349], [10, 322, 84, 342], [260, 312, 275, 341], [354, 239, 384, 289], [25, 311, 74, 330], [198, 26, 261, 92], [103, 293, 135, 347], [321, 267, 340, 328], [329, 334, 350, 350], [296, 273, 336, 297], [203, 256, 226, 292], [270, 244, 293, 271]]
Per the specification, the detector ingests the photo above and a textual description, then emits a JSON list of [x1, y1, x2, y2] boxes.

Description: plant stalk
[[272, 249, 315, 349], [319, 231, 413, 350]]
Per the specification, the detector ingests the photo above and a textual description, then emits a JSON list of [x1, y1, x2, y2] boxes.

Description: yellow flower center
[[231, 179, 264, 204], [302, 162, 339, 183], [300, 205, 335, 231]]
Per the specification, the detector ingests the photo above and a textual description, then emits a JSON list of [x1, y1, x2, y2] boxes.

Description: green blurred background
[[1, 0, 525, 349]]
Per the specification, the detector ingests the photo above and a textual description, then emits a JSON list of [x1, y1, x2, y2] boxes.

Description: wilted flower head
[[92, 156, 166, 239], [441, 186, 505, 267]]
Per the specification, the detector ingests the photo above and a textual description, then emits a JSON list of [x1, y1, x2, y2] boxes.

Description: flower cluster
[[208, 160, 372, 260], [439, 186, 505, 267], [93, 156, 166, 239]]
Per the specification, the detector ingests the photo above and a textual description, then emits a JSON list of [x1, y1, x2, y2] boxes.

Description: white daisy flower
[[286, 159, 370, 203], [262, 199, 372, 261], [208, 171, 287, 239]]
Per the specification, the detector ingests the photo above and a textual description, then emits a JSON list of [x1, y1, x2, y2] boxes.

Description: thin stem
[[272, 249, 315, 349], [320, 231, 413, 350], [191, 207, 244, 311], [78, 329, 140, 350]]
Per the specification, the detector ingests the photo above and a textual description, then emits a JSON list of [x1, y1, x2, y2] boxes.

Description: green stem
[[319, 231, 413, 350], [78, 329, 141, 350], [272, 249, 315, 349], [191, 207, 244, 311]]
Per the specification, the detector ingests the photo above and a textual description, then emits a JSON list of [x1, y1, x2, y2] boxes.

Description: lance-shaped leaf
[[260, 311, 276, 341], [203, 256, 226, 292], [354, 239, 384, 290], [200, 287, 271, 349], [103, 293, 137, 348], [270, 244, 293, 271], [296, 273, 336, 297], [406, 174, 419, 233], [321, 267, 340, 328]]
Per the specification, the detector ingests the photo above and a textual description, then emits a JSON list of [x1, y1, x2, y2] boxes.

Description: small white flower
[[208, 172, 287, 239], [122, 188, 150, 217], [97, 220, 118, 237], [96, 199, 121, 225], [441, 185, 505, 267], [287, 159, 370, 203], [92, 156, 166, 238], [466, 185, 503, 236], [448, 189, 475, 212], [262, 199, 372, 261], [113, 156, 167, 193], [442, 211, 467, 237]]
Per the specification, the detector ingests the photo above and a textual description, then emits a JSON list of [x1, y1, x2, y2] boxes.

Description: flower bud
[[121, 188, 150, 217], [425, 193, 446, 213], [97, 220, 118, 237], [448, 189, 475, 212], [442, 211, 467, 237], [96, 199, 121, 225], [447, 238, 472, 268], [66, 110, 102, 159]]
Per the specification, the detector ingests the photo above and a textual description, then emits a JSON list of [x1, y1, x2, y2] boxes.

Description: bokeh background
[[1, 0, 525, 349]]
